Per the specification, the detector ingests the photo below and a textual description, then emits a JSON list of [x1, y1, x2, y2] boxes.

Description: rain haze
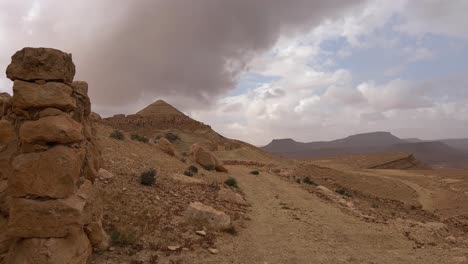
[[1, 0, 467, 145]]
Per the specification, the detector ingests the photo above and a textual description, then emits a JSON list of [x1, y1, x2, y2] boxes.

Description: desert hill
[[262, 132, 468, 167]]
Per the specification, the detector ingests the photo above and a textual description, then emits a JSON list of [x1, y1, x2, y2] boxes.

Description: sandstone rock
[[84, 220, 110, 251], [8, 195, 86, 238], [217, 188, 247, 205], [191, 144, 228, 172], [0, 93, 11, 117], [0, 142, 16, 181], [71, 81, 91, 116], [156, 138, 176, 156], [19, 114, 83, 144], [208, 248, 219, 254], [90, 112, 101, 121], [9, 146, 83, 198], [6, 229, 91, 264], [195, 230, 207, 236], [0, 180, 9, 216], [78, 180, 104, 225], [6, 47, 75, 83], [38, 107, 64, 117], [0, 120, 15, 145], [0, 216, 14, 260], [184, 202, 231, 230], [170, 173, 205, 184], [98, 168, 114, 180], [11, 80, 76, 111], [167, 245, 181, 251]]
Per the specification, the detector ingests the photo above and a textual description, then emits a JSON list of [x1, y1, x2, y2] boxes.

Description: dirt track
[[187, 166, 463, 264]]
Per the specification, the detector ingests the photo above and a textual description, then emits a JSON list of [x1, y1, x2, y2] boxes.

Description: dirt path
[[188, 166, 458, 264], [354, 169, 435, 211]]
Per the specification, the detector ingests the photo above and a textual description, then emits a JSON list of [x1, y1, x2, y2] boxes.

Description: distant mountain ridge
[[262, 132, 468, 166]]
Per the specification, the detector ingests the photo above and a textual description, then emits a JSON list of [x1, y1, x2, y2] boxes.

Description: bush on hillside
[[187, 165, 198, 174], [183, 170, 193, 177], [250, 170, 260, 175], [110, 130, 125, 140], [140, 169, 156, 186], [336, 187, 352, 197], [131, 133, 149, 143], [164, 132, 180, 143], [302, 177, 317, 186], [224, 177, 238, 188]]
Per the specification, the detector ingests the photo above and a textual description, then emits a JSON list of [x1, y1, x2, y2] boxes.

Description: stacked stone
[[0, 47, 108, 263]]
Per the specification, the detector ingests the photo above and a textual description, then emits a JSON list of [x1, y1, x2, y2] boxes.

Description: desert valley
[[0, 48, 466, 264]]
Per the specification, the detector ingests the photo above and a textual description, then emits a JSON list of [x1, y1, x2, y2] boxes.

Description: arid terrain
[[0, 47, 467, 264]]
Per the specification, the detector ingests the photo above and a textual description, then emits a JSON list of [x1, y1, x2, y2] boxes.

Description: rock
[[9, 146, 84, 198], [208, 248, 219, 254], [6, 47, 76, 83], [90, 112, 101, 121], [19, 114, 83, 144], [0, 93, 11, 117], [167, 245, 180, 251], [7, 195, 86, 238], [195, 230, 207, 236], [84, 220, 110, 251], [38, 107, 64, 117], [156, 138, 176, 156], [11, 80, 76, 111], [0, 180, 10, 216], [98, 168, 114, 180], [71, 81, 91, 116], [0, 120, 15, 144], [170, 173, 205, 184], [191, 143, 228, 172], [184, 202, 231, 230], [217, 188, 247, 205], [0, 216, 14, 256], [316, 185, 333, 195], [6, 229, 91, 264], [445, 235, 456, 244]]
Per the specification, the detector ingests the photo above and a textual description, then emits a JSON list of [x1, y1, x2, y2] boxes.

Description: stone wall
[[0, 47, 108, 263]]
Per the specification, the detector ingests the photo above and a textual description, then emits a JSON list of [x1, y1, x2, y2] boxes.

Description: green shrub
[[131, 133, 149, 143], [110, 130, 125, 140], [336, 188, 352, 197], [183, 170, 193, 177], [188, 165, 198, 174], [140, 169, 156, 186], [224, 177, 238, 188], [164, 132, 180, 143], [302, 177, 317, 186], [203, 164, 216, 171], [250, 170, 260, 175], [110, 230, 137, 246]]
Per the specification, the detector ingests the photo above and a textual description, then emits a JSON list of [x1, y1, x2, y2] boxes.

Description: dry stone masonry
[[0, 47, 108, 263]]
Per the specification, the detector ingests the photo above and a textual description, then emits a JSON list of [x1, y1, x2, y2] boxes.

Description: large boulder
[[156, 137, 176, 156], [6, 229, 91, 264], [7, 195, 85, 238], [191, 143, 228, 172], [9, 146, 84, 198], [11, 80, 76, 111], [217, 188, 247, 205], [19, 114, 83, 144], [6, 47, 75, 83], [0, 93, 11, 117], [184, 202, 231, 230], [0, 120, 15, 145]]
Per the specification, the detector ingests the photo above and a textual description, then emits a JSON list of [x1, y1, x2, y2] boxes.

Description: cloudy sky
[[0, 0, 467, 145]]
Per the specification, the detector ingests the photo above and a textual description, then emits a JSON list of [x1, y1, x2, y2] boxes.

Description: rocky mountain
[[262, 132, 468, 166]]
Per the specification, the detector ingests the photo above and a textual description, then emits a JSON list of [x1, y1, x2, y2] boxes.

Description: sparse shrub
[[110, 230, 138, 246], [371, 202, 379, 208], [140, 169, 156, 186], [183, 170, 193, 177], [336, 188, 352, 197], [208, 182, 221, 190], [203, 164, 216, 171], [302, 177, 317, 186], [250, 170, 260, 175], [131, 133, 149, 143], [188, 165, 198, 174], [223, 226, 238, 235], [296, 179, 301, 184], [110, 130, 125, 140], [180, 158, 187, 163], [164, 132, 179, 143], [224, 177, 238, 188]]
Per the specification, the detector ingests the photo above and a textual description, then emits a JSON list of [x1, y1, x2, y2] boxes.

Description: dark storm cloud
[[0, 0, 364, 114]]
